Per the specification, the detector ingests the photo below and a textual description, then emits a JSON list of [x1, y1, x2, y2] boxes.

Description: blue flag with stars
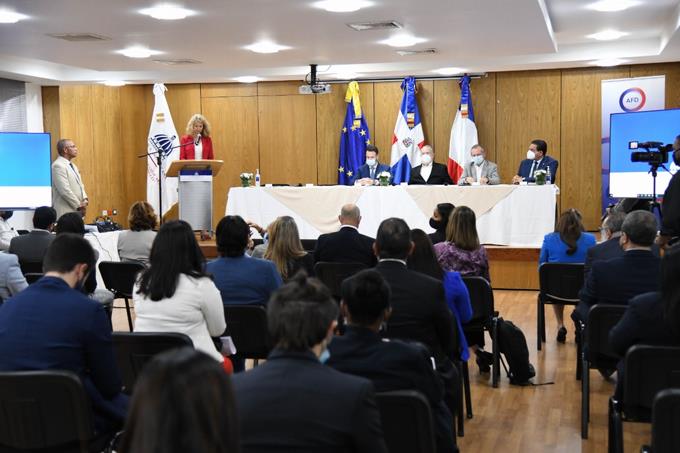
[[338, 82, 371, 185]]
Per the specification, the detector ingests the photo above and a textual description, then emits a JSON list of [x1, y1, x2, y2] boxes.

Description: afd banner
[[601, 75, 664, 210]]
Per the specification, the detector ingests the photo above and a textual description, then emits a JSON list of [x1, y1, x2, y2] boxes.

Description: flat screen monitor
[[609, 108, 679, 199], [0, 132, 52, 209]]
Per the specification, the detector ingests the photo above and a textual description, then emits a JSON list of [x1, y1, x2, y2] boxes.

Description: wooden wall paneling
[[630, 62, 680, 108], [41, 86, 61, 160], [202, 96, 260, 226], [164, 84, 202, 137], [201, 83, 257, 98], [257, 81, 305, 96], [258, 95, 318, 185], [433, 79, 458, 166], [473, 74, 498, 162], [417, 80, 435, 149]]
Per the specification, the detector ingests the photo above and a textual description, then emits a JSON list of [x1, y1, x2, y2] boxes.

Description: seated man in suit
[[352, 144, 391, 186], [314, 204, 376, 267], [9, 206, 56, 272], [573, 210, 661, 325], [231, 273, 388, 453], [584, 211, 626, 278], [0, 252, 27, 302], [0, 233, 128, 438], [373, 218, 460, 418], [512, 139, 558, 184], [458, 144, 500, 185], [328, 269, 457, 453], [409, 145, 453, 185]]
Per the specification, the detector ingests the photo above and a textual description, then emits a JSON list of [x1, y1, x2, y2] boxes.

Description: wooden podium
[[166, 159, 223, 231]]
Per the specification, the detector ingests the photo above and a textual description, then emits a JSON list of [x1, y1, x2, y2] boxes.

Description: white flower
[[240, 172, 253, 179], [378, 171, 391, 178], [534, 169, 547, 175]]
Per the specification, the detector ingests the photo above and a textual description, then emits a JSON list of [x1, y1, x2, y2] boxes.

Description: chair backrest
[[376, 390, 436, 453], [98, 261, 145, 298], [651, 389, 680, 453], [462, 276, 494, 322], [112, 332, 193, 394], [623, 345, 680, 421], [24, 272, 44, 284], [223, 305, 271, 360], [19, 260, 43, 275], [313, 261, 368, 300], [0, 370, 92, 452], [584, 304, 627, 368], [539, 263, 585, 304], [300, 238, 317, 252]]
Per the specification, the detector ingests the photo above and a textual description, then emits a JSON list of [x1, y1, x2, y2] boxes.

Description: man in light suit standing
[[458, 145, 500, 185], [52, 139, 88, 219]]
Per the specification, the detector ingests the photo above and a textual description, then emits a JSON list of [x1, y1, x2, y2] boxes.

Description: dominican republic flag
[[338, 82, 371, 185], [448, 75, 478, 183], [147, 83, 180, 216], [390, 76, 425, 184]]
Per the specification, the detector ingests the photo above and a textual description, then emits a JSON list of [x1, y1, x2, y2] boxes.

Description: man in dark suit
[[512, 139, 559, 184], [8, 206, 56, 272], [314, 204, 376, 267], [0, 233, 128, 437], [584, 211, 626, 278], [328, 269, 457, 453], [372, 218, 459, 418], [573, 210, 661, 324], [351, 144, 391, 186], [231, 273, 387, 453], [409, 145, 453, 185]]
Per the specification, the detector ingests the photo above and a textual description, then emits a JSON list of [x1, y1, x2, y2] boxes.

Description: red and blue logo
[[619, 87, 647, 112]]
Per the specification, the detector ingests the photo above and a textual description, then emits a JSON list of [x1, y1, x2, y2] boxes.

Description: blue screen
[[0, 132, 52, 209]]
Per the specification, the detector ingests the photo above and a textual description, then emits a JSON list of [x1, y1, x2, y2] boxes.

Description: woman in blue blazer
[[539, 208, 596, 343]]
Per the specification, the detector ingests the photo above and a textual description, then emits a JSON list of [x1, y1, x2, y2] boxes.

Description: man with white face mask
[[408, 145, 453, 185], [458, 144, 500, 185], [353, 145, 391, 186], [512, 139, 559, 184]]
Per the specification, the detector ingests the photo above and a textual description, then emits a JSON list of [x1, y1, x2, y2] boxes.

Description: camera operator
[[657, 135, 680, 249]]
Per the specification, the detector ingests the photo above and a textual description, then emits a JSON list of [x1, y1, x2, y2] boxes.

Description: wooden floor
[[110, 290, 650, 453]]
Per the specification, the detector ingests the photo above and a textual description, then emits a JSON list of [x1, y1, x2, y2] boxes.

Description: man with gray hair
[[313, 204, 376, 267], [409, 145, 453, 185], [458, 144, 500, 185], [573, 210, 661, 324], [52, 139, 88, 219], [583, 211, 626, 278]]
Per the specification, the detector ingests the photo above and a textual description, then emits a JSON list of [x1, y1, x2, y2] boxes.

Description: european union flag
[[338, 82, 371, 185]]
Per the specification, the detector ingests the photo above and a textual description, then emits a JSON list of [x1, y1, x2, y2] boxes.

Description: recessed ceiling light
[[139, 4, 195, 20], [433, 67, 465, 76], [380, 34, 427, 47], [591, 58, 628, 67], [117, 46, 162, 58], [0, 9, 28, 23], [234, 76, 260, 83], [101, 80, 127, 87], [244, 41, 290, 54], [587, 30, 628, 41], [313, 0, 373, 13], [587, 0, 639, 12]]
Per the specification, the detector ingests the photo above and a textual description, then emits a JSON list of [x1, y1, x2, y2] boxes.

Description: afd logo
[[150, 134, 177, 157], [619, 87, 647, 112]]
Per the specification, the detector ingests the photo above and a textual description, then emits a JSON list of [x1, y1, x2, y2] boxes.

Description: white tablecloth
[[226, 184, 558, 247]]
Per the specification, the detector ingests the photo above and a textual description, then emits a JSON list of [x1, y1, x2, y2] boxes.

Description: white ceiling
[[0, 0, 679, 84]]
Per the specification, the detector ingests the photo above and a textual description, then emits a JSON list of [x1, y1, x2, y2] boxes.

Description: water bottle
[[255, 168, 261, 187], [546, 166, 552, 184]]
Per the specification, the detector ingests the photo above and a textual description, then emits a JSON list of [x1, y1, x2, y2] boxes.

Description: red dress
[[180, 135, 214, 160]]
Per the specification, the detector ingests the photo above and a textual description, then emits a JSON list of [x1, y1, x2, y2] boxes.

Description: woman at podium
[[180, 114, 214, 160]]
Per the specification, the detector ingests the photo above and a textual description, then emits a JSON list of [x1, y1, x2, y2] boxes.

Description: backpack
[[496, 317, 536, 385]]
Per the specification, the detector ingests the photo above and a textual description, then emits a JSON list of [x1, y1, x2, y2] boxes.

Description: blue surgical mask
[[366, 158, 376, 167], [319, 349, 331, 364], [472, 155, 484, 166]]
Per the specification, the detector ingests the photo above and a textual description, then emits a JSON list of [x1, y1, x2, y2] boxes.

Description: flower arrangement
[[240, 172, 253, 187], [534, 169, 547, 185], [378, 171, 391, 186]]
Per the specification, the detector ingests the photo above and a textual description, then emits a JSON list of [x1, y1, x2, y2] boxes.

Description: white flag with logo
[[147, 83, 180, 216]]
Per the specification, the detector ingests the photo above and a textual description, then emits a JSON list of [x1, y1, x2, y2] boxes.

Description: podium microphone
[[195, 134, 201, 146]]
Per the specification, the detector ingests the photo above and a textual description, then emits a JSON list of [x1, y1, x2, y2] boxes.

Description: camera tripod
[[647, 162, 667, 220]]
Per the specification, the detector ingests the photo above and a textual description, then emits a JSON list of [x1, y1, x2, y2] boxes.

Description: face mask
[[429, 218, 443, 230], [472, 155, 484, 166], [421, 154, 432, 165], [527, 150, 536, 160], [599, 228, 610, 243], [366, 158, 376, 167], [319, 348, 331, 364]]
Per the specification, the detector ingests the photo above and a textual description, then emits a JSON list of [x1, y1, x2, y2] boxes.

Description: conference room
[[1, 0, 680, 452]]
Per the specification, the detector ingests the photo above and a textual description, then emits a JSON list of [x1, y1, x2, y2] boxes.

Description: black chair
[[609, 345, 680, 453], [24, 272, 44, 284], [313, 261, 368, 301], [98, 261, 145, 331], [112, 332, 193, 394], [641, 389, 680, 453], [19, 260, 42, 276], [580, 304, 627, 439], [300, 238, 317, 252], [223, 305, 271, 365], [0, 370, 93, 452], [537, 263, 584, 351], [376, 391, 437, 453]]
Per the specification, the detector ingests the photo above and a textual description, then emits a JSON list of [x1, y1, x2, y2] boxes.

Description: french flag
[[448, 75, 478, 184], [390, 76, 425, 184]]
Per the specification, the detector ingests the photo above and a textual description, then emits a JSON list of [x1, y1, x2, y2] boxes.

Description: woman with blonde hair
[[264, 216, 314, 281], [117, 201, 158, 265], [180, 113, 214, 160]]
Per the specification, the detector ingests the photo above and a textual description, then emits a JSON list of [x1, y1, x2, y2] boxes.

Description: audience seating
[[300, 239, 317, 252], [112, 332, 193, 394], [641, 389, 680, 453], [18, 261, 42, 276], [23, 273, 43, 284], [223, 305, 271, 365], [98, 261, 144, 332], [580, 304, 626, 439], [313, 261, 369, 301], [376, 390, 436, 453], [608, 345, 680, 453], [0, 370, 93, 453], [537, 263, 584, 351]]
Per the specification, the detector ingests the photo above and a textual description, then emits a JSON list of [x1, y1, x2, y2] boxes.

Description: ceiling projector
[[299, 64, 331, 95]]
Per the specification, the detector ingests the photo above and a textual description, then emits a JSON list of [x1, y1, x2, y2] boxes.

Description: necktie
[[370, 167, 375, 179], [69, 163, 81, 182], [529, 161, 536, 179]]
